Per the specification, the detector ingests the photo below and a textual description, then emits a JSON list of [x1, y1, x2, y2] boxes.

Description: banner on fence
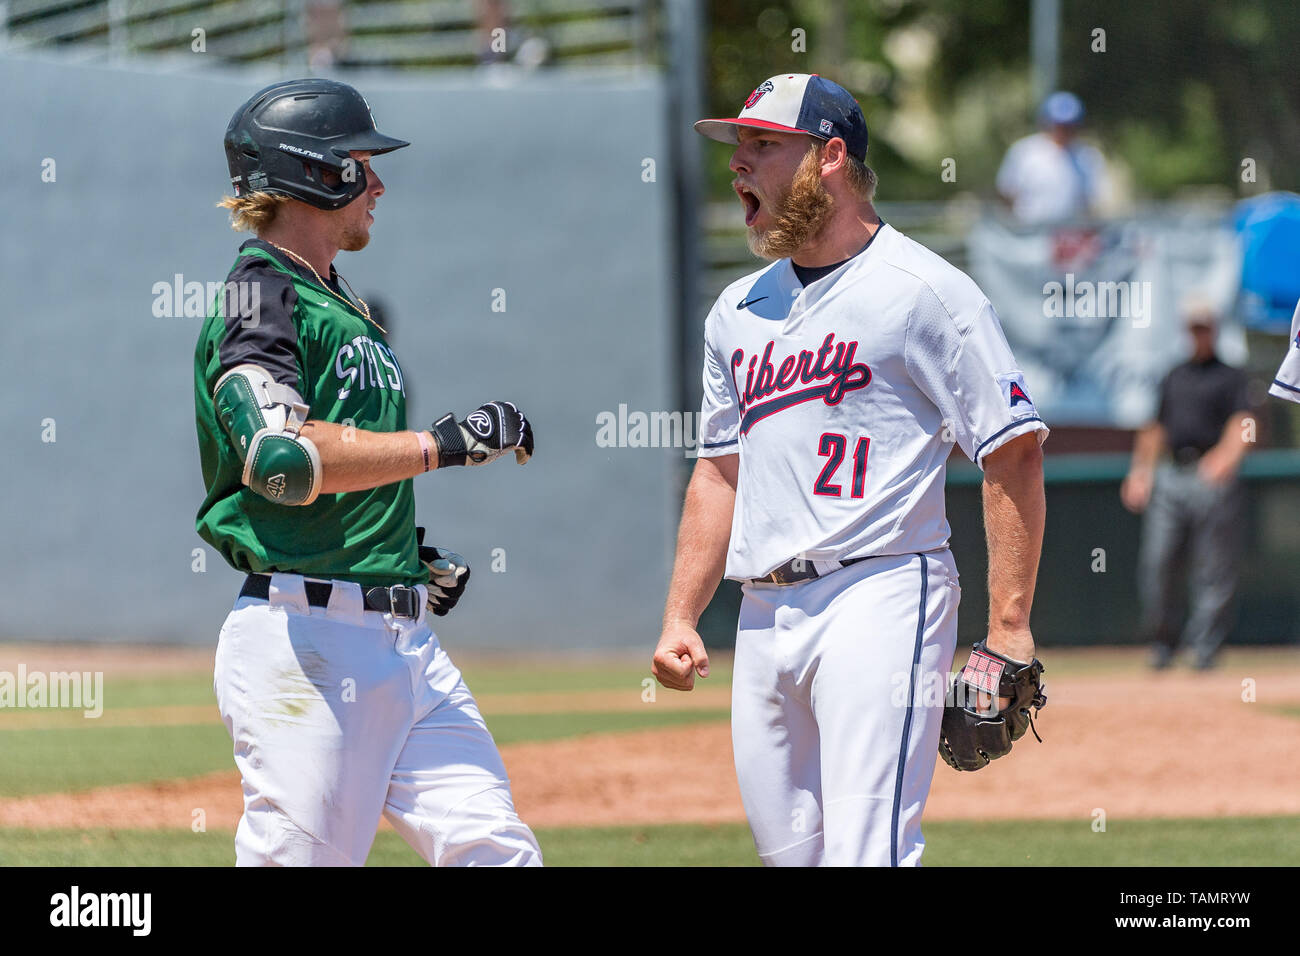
[[967, 214, 1247, 428]]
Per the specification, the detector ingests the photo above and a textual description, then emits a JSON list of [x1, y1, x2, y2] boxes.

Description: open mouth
[[736, 183, 761, 226]]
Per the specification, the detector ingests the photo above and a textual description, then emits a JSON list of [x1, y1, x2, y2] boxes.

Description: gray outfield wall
[[0, 53, 680, 648]]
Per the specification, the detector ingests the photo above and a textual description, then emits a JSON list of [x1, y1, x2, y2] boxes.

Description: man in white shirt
[[997, 91, 1109, 224], [651, 73, 1049, 866]]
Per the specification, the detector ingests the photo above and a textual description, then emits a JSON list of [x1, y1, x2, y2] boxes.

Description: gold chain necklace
[[265, 241, 387, 335]]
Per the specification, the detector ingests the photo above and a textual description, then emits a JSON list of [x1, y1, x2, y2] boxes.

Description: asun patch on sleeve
[[996, 371, 1037, 419]]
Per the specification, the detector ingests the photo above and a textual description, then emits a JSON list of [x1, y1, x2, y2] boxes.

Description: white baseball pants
[[213, 572, 541, 867], [731, 549, 961, 867]]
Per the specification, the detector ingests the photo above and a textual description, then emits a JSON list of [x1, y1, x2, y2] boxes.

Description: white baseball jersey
[[1268, 299, 1300, 404], [995, 132, 1108, 224], [698, 223, 1049, 582]]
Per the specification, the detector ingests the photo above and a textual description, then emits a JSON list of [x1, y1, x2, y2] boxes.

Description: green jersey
[[194, 239, 426, 588]]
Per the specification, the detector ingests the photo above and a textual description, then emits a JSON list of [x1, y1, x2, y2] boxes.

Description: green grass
[[0, 828, 240, 867], [0, 674, 218, 727], [0, 724, 233, 797], [921, 816, 1300, 866], [0, 826, 750, 867], [455, 659, 733, 696], [3, 663, 726, 707], [0, 711, 729, 796], [485, 709, 729, 746], [366, 825, 757, 867], [0, 661, 729, 716], [1, 816, 1295, 866], [0, 654, 733, 796], [91, 674, 216, 709], [532, 823, 759, 867]]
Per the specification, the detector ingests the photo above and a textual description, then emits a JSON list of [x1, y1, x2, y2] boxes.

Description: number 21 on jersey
[[814, 433, 869, 498]]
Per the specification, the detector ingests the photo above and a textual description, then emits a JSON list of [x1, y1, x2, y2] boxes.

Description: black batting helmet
[[224, 78, 409, 211]]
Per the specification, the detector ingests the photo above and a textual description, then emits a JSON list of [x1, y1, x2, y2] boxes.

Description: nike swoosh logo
[[736, 296, 768, 310]]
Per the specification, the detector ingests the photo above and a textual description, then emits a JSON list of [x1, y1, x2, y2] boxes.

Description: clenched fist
[[431, 401, 534, 468], [416, 527, 470, 617], [652, 621, 710, 692]]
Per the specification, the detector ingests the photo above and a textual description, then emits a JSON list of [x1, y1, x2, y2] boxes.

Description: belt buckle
[[388, 585, 419, 619], [769, 559, 809, 586]]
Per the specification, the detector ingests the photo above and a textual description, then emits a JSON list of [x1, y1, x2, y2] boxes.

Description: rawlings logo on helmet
[[278, 142, 325, 161], [743, 80, 775, 110]]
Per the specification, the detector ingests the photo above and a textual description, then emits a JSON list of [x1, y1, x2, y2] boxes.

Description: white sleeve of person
[[994, 138, 1026, 199], [696, 308, 742, 458], [906, 290, 1049, 469], [214, 363, 322, 506], [1268, 300, 1300, 405]]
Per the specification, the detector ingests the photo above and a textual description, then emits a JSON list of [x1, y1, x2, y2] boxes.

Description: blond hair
[[806, 139, 878, 202], [843, 155, 878, 202], [216, 191, 291, 233]]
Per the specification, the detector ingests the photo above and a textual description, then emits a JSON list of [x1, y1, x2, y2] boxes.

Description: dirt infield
[[1, 657, 1296, 831]]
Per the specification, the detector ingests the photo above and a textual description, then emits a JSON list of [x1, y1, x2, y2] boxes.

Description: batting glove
[[431, 401, 534, 467], [416, 527, 471, 617]]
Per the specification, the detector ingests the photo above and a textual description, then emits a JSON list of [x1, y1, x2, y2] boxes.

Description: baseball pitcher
[[195, 79, 540, 866], [652, 74, 1049, 866]]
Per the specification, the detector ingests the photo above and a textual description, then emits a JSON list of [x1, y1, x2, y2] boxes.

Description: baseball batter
[[652, 74, 1050, 866], [195, 79, 541, 866]]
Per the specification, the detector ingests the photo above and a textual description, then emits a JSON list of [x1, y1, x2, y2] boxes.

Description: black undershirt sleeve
[[216, 256, 304, 392]]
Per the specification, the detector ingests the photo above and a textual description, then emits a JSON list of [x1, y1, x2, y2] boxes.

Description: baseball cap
[[1038, 91, 1085, 126], [694, 73, 869, 162]]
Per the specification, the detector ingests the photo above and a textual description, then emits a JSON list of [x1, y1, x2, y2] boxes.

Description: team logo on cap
[[819, 119, 834, 135], [743, 80, 774, 110]]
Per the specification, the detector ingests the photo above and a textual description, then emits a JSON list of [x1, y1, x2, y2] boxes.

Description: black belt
[[240, 573, 422, 619], [750, 555, 870, 586]]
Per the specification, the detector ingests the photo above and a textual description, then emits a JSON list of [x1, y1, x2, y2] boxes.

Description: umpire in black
[[1121, 301, 1254, 669]]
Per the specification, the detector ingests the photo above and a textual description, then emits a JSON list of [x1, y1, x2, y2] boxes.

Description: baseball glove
[[937, 640, 1046, 772], [416, 526, 470, 617]]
